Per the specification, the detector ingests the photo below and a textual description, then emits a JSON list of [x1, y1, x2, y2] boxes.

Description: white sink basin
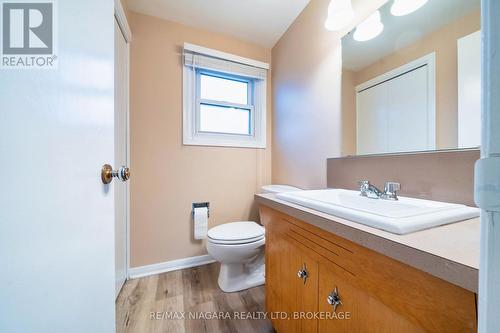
[[276, 189, 479, 234]]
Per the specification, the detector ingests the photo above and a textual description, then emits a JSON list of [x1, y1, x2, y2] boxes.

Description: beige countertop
[[255, 193, 480, 293]]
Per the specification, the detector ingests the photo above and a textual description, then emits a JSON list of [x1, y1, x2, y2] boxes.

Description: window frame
[[182, 47, 267, 149], [195, 69, 255, 137]]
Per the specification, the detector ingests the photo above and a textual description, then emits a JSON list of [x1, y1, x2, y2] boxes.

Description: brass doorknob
[[101, 164, 130, 184]]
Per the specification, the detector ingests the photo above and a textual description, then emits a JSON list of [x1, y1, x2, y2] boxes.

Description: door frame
[[476, 1, 500, 331], [114, 0, 132, 281]]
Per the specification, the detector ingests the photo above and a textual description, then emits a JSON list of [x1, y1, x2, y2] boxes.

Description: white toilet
[[260, 184, 302, 194], [206, 184, 301, 292]]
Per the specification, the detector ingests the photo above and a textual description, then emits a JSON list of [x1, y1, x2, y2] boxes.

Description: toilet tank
[[260, 184, 302, 194]]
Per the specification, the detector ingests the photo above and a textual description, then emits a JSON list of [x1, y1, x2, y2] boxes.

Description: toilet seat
[[208, 221, 264, 245], [206, 221, 266, 292], [208, 235, 265, 247], [208, 234, 264, 245], [261, 184, 302, 194]]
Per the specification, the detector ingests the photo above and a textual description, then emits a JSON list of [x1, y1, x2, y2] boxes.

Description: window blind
[[183, 51, 267, 80]]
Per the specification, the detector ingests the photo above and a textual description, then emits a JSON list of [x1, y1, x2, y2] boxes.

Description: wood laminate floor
[[116, 263, 274, 333]]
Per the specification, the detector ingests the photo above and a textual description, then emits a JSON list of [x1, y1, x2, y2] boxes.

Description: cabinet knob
[[297, 263, 308, 284], [327, 287, 342, 312]]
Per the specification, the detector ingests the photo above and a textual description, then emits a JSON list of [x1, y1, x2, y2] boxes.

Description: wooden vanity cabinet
[[261, 206, 477, 333], [265, 211, 353, 333], [267, 233, 318, 333]]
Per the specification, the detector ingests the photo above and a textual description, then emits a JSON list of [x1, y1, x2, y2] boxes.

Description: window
[[198, 72, 252, 136], [183, 43, 268, 148]]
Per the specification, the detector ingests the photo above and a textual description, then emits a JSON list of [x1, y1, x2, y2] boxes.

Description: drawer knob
[[297, 263, 308, 284], [327, 287, 342, 311]]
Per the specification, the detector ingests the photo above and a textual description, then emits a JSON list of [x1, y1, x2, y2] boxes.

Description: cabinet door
[[318, 262, 425, 333], [265, 223, 285, 329], [280, 239, 319, 333], [318, 262, 360, 332]]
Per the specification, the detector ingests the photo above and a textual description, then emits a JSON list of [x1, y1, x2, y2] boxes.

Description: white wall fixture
[[391, 0, 428, 17], [324, 0, 355, 31], [353, 11, 384, 42]]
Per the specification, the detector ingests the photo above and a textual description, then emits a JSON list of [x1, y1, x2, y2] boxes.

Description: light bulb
[[324, 0, 355, 31], [391, 0, 428, 16], [353, 10, 384, 42]]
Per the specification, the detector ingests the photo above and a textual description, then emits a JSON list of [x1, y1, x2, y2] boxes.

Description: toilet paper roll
[[193, 207, 208, 240]]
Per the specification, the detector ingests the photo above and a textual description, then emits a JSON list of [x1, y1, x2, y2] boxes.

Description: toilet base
[[217, 255, 265, 292]]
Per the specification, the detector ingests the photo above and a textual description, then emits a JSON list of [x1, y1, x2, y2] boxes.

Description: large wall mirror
[[341, 0, 481, 156]]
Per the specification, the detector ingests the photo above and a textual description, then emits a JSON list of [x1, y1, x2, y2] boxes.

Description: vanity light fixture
[[391, 0, 428, 16], [324, 0, 355, 31], [353, 10, 384, 42]]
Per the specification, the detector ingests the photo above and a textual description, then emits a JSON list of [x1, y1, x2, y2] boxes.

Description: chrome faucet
[[359, 180, 401, 200], [359, 180, 383, 199]]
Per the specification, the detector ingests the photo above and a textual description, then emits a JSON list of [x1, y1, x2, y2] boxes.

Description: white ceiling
[[124, 0, 310, 48]]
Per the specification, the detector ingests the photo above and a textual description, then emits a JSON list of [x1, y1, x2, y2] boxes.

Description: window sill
[[183, 136, 266, 149]]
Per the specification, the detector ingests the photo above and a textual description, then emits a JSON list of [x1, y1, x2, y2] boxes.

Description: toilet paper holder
[[192, 202, 210, 218]]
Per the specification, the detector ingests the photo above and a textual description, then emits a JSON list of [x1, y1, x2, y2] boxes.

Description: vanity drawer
[[283, 219, 357, 276], [261, 205, 358, 275]]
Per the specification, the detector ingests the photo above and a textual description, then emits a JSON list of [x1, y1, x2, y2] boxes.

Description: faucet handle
[[385, 181, 401, 192], [358, 180, 370, 197], [358, 180, 370, 188], [384, 181, 401, 199]]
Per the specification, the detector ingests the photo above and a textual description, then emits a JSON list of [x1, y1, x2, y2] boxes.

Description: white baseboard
[[128, 254, 215, 279]]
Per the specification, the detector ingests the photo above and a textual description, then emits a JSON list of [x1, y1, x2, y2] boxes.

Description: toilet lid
[[261, 184, 302, 194], [208, 221, 264, 242]]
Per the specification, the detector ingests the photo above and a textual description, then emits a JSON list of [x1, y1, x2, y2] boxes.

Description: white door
[[356, 58, 435, 155], [0, 1, 116, 332], [357, 82, 388, 155], [114, 18, 129, 297], [386, 66, 430, 152], [458, 30, 481, 148]]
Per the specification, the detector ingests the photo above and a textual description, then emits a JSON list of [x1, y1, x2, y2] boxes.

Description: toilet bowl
[[206, 222, 265, 292], [206, 184, 301, 292]]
